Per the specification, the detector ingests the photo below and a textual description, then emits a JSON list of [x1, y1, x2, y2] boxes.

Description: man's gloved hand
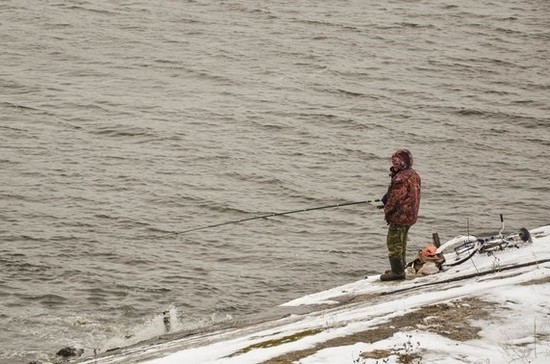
[[377, 193, 387, 208]]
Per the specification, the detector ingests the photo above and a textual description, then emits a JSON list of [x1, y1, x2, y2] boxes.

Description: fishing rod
[[174, 199, 381, 235]]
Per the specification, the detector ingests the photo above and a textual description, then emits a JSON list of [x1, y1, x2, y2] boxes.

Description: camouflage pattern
[[386, 225, 409, 260], [384, 149, 421, 227]]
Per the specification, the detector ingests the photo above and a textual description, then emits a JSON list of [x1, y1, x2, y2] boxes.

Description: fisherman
[[379, 149, 421, 281]]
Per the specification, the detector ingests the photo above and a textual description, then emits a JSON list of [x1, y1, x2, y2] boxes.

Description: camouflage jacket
[[384, 168, 421, 227]]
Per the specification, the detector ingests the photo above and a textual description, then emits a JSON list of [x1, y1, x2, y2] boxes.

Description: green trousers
[[386, 225, 410, 260]]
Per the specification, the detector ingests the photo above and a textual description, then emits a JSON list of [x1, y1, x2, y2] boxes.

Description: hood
[[391, 148, 414, 170]]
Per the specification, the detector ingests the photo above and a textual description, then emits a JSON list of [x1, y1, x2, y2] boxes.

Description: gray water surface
[[1, 0, 549, 362]]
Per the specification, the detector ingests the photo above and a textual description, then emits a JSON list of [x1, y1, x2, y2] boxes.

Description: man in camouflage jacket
[[380, 148, 421, 281]]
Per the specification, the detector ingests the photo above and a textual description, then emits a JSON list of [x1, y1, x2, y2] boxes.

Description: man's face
[[391, 155, 404, 170]]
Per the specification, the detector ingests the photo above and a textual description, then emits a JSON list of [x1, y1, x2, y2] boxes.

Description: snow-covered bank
[[82, 226, 550, 364]]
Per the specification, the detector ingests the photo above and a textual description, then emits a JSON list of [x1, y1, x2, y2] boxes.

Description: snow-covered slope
[[81, 226, 550, 364]]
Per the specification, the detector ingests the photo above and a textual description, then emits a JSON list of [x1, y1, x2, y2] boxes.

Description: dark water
[[1, 0, 549, 362]]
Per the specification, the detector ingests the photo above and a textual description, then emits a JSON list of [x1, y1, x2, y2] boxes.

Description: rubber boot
[[380, 257, 406, 281], [383, 253, 407, 275]]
